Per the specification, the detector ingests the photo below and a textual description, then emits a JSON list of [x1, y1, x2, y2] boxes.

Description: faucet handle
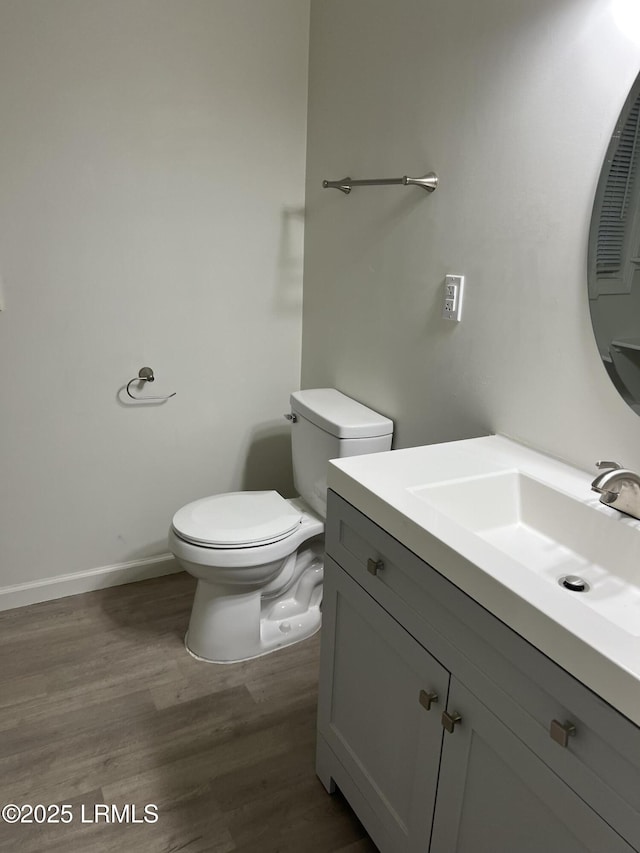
[[591, 461, 624, 493]]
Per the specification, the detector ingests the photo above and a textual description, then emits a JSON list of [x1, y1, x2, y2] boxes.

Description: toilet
[[169, 388, 393, 663]]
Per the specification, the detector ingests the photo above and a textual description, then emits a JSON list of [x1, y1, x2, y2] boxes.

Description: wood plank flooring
[[0, 572, 377, 852]]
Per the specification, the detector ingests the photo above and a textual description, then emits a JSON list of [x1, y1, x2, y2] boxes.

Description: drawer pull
[[441, 710, 462, 733], [367, 558, 384, 576], [550, 719, 576, 748], [419, 690, 439, 711]]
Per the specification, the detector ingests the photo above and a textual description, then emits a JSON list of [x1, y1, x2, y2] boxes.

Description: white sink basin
[[411, 471, 640, 636], [327, 435, 640, 725]]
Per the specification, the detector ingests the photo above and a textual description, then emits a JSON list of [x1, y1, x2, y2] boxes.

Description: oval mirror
[[588, 72, 640, 415]]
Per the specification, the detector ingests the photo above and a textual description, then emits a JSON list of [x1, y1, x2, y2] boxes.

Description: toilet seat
[[172, 491, 302, 549]]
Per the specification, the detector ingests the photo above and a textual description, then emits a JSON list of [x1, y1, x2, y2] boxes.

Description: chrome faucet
[[591, 461, 640, 520]]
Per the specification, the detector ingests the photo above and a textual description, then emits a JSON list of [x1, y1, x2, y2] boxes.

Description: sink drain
[[558, 575, 590, 593]]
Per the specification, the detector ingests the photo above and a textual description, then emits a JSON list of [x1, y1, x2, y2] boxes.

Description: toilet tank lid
[[290, 388, 393, 439]]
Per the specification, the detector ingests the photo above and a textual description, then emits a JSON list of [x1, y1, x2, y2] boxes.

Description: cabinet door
[[430, 678, 636, 853], [317, 559, 450, 853]]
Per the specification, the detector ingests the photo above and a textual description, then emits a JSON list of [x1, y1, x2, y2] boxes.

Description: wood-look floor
[[0, 572, 377, 853]]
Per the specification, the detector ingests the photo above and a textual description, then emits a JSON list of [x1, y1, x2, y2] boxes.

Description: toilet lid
[[172, 491, 302, 547]]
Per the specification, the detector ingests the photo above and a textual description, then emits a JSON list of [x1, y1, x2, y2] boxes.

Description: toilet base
[[185, 611, 321, 664], [184, 561, 324, 664]]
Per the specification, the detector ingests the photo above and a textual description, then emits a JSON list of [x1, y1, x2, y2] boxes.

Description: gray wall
[[302, 0, 640, 469], [0, 0, 309, 593]]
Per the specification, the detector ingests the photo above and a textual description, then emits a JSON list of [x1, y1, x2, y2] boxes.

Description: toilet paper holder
[[126, 367, 176, 402]]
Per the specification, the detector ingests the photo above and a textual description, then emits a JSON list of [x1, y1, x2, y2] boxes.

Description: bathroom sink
[[410, 471, 640, 636], [326, 435, 640, 725]]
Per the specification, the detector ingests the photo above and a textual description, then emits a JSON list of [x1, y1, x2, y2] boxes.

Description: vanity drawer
[[326, 490, 640, 850]]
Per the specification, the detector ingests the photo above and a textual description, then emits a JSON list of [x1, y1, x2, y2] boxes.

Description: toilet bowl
[[169, 493, 324, 662], [169, 388, 393, 663]]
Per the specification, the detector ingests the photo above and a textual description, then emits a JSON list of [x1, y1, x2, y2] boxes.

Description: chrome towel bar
[[322, 171, 438, 195], [126, 367, 176, 402]]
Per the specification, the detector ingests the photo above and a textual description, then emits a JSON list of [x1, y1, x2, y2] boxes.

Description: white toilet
[[168, 388, 393, 663]]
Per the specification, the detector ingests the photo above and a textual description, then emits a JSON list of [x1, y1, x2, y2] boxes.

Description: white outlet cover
[[442, 274, 464, 321]]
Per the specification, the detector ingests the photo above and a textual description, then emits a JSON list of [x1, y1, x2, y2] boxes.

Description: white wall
[[302, 0, 640, 471], [0, 0, 309, 599]]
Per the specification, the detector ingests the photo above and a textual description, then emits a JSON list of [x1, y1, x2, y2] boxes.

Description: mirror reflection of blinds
[[597, 95, 640, 279]]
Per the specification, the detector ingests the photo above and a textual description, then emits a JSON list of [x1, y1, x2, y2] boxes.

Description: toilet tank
[[289, 388, 393, 518]]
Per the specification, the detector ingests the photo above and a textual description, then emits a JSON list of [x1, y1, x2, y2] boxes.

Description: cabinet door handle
[[419, 690, 439, 711], [367, 558, 384, 576], [441, 710, 462, 733], [550, 719, 576, 748]]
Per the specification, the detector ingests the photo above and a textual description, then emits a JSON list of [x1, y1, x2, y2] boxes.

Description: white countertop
[[328, 435, 640, 726]]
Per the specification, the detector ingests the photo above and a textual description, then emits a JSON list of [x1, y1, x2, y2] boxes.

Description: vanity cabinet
[[317, 491, 640, 853], [430, 677, 629, 853], [317, 559, 448, 851]]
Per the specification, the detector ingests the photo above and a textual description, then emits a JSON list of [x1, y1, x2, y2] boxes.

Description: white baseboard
[[0, 553, 182, 612]]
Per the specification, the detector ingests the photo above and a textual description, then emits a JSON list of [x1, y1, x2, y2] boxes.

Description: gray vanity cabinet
[[317, 559, 449, 852], [317, 490, 640, 853], [431, 678, 631, 853]]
